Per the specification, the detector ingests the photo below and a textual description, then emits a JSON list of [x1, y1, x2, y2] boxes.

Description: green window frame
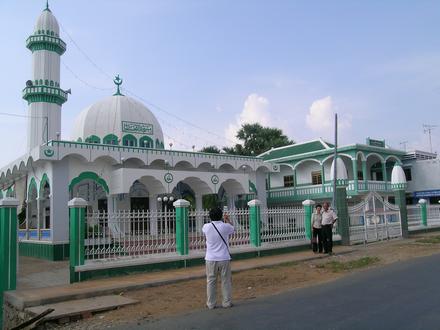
[[85, 135, 101, 144], [123, 134, 137, 147], [139, 136, 153, 148], [103, 134, 119, 145]]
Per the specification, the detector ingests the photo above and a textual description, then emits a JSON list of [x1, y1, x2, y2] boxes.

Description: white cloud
[[305, 96, 351, 139], [225, 93, 272, 145]]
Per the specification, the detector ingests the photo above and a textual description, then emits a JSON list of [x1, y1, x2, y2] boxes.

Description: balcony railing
[[268, 180, 391, 203]]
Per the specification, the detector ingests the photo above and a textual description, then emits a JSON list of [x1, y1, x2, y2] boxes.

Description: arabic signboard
[[122, 121, 153, 135]]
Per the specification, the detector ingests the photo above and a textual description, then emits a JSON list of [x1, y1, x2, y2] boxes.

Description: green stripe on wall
[[19, 242, 69, 261]]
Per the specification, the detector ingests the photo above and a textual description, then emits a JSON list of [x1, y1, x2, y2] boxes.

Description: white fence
[[407, 205, 422, 230], [260, 207, 307, 245], [407, 204, 440, 231], [188, 209, 251, 253], [84, 209, 176, 262]]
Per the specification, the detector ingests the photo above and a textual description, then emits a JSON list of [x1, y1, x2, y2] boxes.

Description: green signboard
[[122, 121, 153, 135], [367, 138, 385, 148]]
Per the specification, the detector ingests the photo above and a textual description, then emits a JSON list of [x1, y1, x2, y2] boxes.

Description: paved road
[[117, 254, 440, 330]]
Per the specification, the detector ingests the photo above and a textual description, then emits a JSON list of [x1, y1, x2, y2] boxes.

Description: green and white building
[[0, 5, 273, 260], [261, 138, 407, 206]]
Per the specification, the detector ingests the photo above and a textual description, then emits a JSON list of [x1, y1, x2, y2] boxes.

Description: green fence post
[[302, 199, 315, 241], [391, 165, 408, 238], [248, 199, 262, 247], [0, 198, 19, 328], [418, 199, 428, 227], [335, 179, 350, 246], [173, 199, 190, 255], [68, 198, 87, 283]]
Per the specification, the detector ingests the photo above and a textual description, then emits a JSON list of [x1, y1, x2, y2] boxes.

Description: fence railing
[[407, 205, 422, 230], [260, 207, 306, 244], [428, 205, 440, 226], [84, 209, 176, 262], [188, 209, 251, 253]]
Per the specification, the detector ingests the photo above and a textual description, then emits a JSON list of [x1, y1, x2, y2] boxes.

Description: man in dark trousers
[[321, 202, 338, 254], [202, 207, 234, 309]]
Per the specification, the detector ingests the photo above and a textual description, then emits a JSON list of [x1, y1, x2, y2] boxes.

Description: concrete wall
[[405, 159, 440, 194]]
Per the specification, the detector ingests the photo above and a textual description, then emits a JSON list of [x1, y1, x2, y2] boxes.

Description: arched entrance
[[69, 172, 109, 212]]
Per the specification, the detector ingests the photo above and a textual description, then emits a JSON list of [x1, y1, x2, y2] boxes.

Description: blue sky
[[1, 0, 439, 167]]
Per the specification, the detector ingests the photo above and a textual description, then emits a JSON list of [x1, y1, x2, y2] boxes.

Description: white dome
[[391, 165, 406, 184], [34, 8, 60, 35], [330, 157, 348, 180], [71, 95, 165, 149]]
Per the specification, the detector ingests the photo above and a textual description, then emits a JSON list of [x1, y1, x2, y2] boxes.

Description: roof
[[260, 138, 332, 160]]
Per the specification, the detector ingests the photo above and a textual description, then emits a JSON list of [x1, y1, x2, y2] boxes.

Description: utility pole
[[399, 141, 409, 151], [332, 113, 338, 210], [423, 124, 437, 153]]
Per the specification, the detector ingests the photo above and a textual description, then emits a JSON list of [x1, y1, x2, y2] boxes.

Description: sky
[[1, 0, 439, 167]]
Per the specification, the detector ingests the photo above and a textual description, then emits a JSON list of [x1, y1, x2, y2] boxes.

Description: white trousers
[[205, 260, 232, 308]]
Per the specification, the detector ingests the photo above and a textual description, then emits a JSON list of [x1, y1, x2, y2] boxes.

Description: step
[[25, 295, 138, 322]]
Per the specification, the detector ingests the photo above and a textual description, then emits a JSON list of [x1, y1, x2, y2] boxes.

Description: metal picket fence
[[84, 209, 176, 261], [260, 207, 306, 244], [188, 209, 251, 253]]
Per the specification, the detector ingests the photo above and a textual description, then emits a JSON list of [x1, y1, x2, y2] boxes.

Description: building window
[[404, 168, 412, 181], [311, 171, 322, 185], [85, 135, 100, 144], [283, 175, 294, 187], [139, 136, 153, 148], [122, 134, 137, 147], [358, 171, 364, 180], [103, 134, 119, 145]]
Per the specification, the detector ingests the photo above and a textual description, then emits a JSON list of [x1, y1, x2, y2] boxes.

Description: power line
[[62, 60, 113, 91]]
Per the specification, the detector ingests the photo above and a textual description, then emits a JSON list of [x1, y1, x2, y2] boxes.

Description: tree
[[224, 123, 293, 156], [199, 146, 221, 154]]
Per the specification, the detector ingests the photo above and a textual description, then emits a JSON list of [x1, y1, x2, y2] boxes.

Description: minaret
[[23, 2, 68, 151]]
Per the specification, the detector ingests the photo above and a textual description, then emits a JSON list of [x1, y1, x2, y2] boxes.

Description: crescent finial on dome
[[113, 74, 124, 96]]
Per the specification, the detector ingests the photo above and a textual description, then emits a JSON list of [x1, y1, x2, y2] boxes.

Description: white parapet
[[247, 199, 261, 207], [68, 197, 88, 208], [302, 199, 315, 206], [0, 198, 20, 207], [173, 199, 190, 208]]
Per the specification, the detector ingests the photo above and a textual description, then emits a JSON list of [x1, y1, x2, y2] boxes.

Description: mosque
[[0, 4, 274, 259]]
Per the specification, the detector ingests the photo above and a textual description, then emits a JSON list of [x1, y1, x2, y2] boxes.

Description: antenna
[[423, 124, 437, 153], [399, 141, 409, 151]]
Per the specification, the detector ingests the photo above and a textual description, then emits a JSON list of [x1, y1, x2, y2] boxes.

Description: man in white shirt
[[202, 207, 235, 309], [321, 202, 338, 254]]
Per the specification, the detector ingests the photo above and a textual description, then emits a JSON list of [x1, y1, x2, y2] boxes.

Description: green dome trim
[[26, 34, 66, 55], [23, 86, 68, 106]]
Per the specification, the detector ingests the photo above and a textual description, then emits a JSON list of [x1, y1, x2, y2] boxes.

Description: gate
[[348, 192, 402, 245]]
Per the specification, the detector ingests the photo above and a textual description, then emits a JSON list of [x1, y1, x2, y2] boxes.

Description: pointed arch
[[69, 172, 109, 193]]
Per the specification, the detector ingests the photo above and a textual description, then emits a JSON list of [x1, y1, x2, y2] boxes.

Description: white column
[[24, 198, 31, 240], [37, 197, 43, 240], [149, 194, 158, 236], [195, 194, 204, 232], [107, 195, 116, 213], [227, 194, 235, 210]]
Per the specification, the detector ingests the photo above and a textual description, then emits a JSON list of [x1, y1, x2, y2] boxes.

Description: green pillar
[[173, 199, 190, 255], [68, 198, 87, 283], [302, 199, 315, 241], [418, 199, 428, 227], [393, 184, 408, 238], [321, 165, 326, 193], [335, 180, 350, 245], [352, 159, 358, 193], [0, 198, 19, 328], [248, 199, 261, 247], [362, 160, 368, 182], [382, 162, 388, 189]]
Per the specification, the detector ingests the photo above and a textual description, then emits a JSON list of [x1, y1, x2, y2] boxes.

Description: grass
[[317, 256, 380, 273], [415, 236, 440, 244]]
